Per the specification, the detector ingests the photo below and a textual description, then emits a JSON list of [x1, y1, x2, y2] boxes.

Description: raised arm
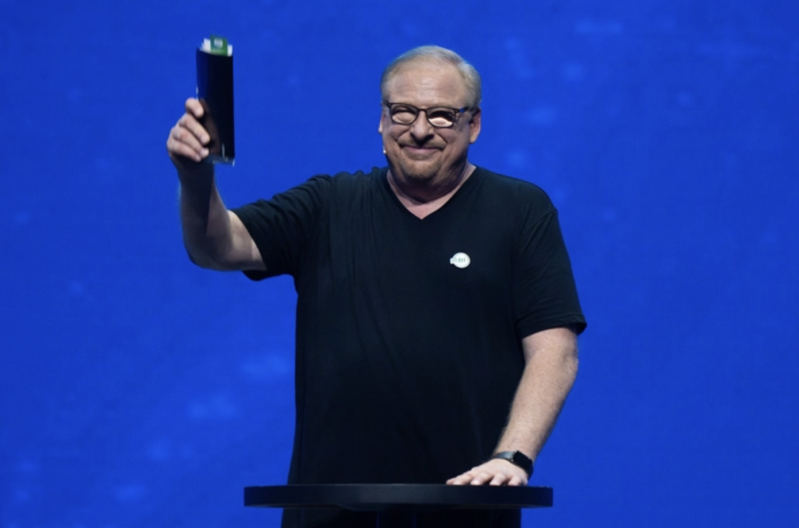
[[447, 326, 579, 486], [166, 98, 265, 271]]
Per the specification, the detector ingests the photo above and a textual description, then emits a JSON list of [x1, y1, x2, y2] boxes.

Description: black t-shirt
[[233, 166, 585, 527]]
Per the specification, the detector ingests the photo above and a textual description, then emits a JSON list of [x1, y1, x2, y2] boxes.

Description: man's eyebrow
[[390, 102, 463, 109]]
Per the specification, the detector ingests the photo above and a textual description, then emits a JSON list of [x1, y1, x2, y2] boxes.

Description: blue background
[[2, 0, 797, 526]]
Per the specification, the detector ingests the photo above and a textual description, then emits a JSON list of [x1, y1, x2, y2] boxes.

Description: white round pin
[[449, 252, 471, 269]]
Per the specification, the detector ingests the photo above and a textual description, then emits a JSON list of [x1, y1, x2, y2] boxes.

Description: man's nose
[[409, 111, 435, 140]]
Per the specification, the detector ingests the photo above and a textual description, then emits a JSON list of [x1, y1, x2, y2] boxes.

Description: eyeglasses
[[385, 102, 469, 128]]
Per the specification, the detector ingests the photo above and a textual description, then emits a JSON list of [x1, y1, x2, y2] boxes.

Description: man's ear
[[469, 107, 482, 144], [378, 107, 386, 134]]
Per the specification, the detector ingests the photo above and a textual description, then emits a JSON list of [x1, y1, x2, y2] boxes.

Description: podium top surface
[[244, 484, 553, 512]]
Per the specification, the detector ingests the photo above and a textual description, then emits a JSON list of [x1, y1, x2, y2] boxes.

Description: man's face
[[379, 61, 481, 188]]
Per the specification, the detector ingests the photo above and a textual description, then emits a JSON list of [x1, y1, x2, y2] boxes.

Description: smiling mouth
[[402, 145, 440, 156]]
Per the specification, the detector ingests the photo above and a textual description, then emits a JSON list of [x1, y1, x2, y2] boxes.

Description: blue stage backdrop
[[1, 0, 797, 526]]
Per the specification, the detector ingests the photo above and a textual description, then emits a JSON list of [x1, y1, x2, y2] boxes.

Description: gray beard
[[393, 159, 443, 184]]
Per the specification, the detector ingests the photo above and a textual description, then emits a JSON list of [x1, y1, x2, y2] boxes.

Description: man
[[167, 46, 586, 528]]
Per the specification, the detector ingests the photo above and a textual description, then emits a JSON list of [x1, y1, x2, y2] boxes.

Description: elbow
[[567, 352, 579, 382], [566, 340, 579, 379], [184, 245, 230, 271]]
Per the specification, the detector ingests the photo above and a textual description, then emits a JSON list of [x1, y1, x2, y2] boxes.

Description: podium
[[244, 484, 553, 527]]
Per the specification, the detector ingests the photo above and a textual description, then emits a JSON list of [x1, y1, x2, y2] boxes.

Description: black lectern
[[244, 484, 553, 527]]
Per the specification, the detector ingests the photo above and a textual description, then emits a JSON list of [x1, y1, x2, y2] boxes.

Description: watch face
[[511, 452, 531, 467]]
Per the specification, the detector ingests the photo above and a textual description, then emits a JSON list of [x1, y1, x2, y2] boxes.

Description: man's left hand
[[446, 459, 528, 486]]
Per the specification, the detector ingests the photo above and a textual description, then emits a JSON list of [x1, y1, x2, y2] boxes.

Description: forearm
[[447, 328, 578, 486], [494, 330, 579, 463], [178, 165, 236, 269]]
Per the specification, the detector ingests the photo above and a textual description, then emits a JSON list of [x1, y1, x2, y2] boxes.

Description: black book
[[196, 36, 235, 165]]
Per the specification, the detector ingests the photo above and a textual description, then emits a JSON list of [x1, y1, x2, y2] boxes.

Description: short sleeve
[[513, 199, 587, 339], [231, 175, 331, 280]]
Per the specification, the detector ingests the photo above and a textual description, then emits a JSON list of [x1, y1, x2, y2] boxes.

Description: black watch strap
[[491, 450, 534, 477]]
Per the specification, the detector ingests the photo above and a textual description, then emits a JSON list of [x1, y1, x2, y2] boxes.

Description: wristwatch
[[491, 450, 534, 477]]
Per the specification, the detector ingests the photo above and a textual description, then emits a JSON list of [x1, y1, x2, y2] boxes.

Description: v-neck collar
[[379, 166, 483, 223]]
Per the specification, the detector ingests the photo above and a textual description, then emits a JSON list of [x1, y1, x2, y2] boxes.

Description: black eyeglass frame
[[384, 101, 471, 129]]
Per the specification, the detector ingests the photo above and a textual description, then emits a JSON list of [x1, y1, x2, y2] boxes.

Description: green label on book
[[209, 35, 229, 56]]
